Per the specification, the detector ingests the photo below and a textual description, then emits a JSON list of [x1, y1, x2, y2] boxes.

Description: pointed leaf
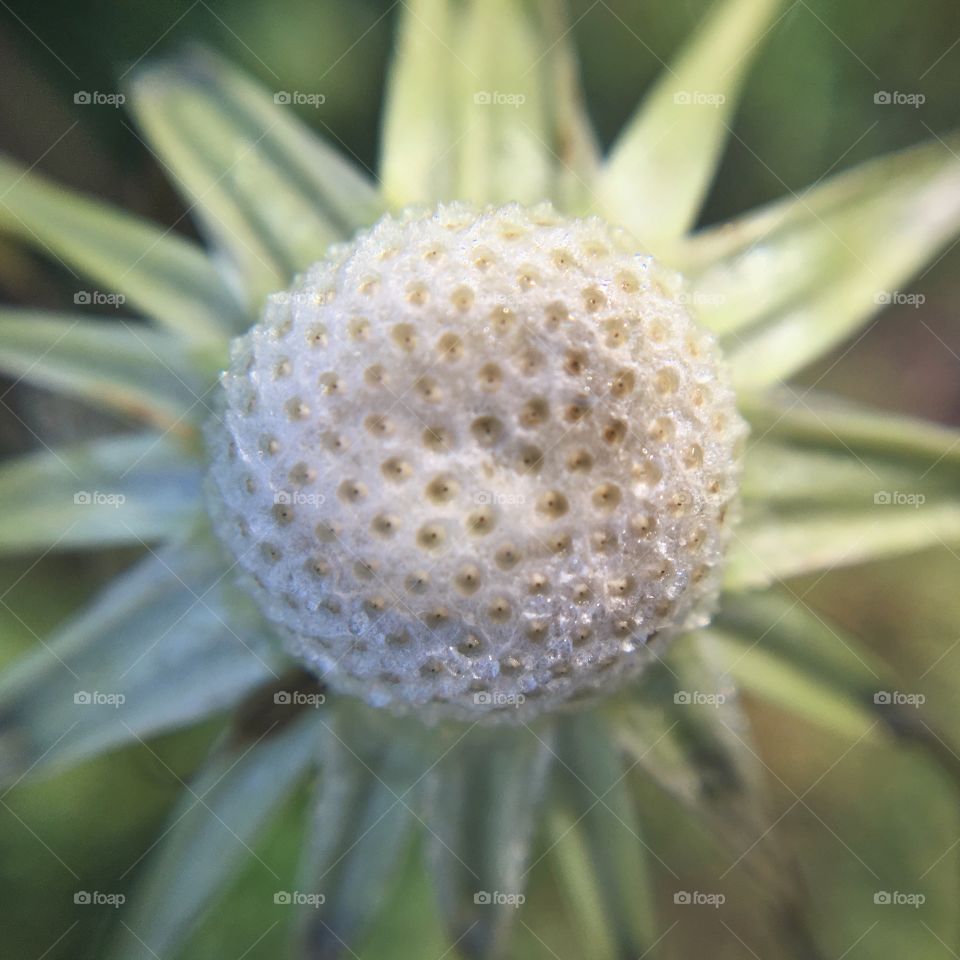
[[128, 47, 382, 305], [596, 0, 782, 248], [684, 134, 960, 388], [110, 712, 321, 960], [423, 723, 555, 959], [0, 154, 243, 342], [0, 528, 284, 783], [381, 0, 598, 209], [0, 310, 213, 430], [550, 713, 656, 957], [0, 432, 202, 555]]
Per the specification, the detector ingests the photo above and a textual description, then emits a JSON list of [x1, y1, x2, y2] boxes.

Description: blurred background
[[1, 1, 959, 957]]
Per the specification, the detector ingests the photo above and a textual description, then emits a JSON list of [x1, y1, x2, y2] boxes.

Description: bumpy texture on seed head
[[206, 202, 746, 721]]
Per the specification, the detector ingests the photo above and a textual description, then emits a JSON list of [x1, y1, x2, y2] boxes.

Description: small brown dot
[[371, 514, 400, 538], [544, 301, 571, 331], [406, 283, 429, 306], [564, 349, 589, 376], [668, 491, 691, 516], [416, 523, 446, 551], [566, 449, 593, 472], [630, 513, 656, 537], [572, 583, 592, 603], [519, 397, 549, 428], [583, 286, 606, 312], [591, 528, 617, 552], [466, 506, 496, 535], [649, 417, 674, 442], [611, 369, 636, 396], [319, 373, 342, 395], [617, 271, 640, 293], [487, 598, 512, 623], [517, 348, 543, 375], [437, 332, 464, 361], [315, 522, 340, 542], [551, 250, 576, 270], [451, 286, 475, 311], [459, 633, 483, 655], [306, 556, 330, 578], [364, 596, 387, 615], [354, 560, 377, 580], [608, 576, 634, 596], [547, 532, 571, 553], [603, 419, 628, 445], [537, 490, 569, 519], [573, 624, 593, 644], [454, 565, 482, 595], [273, 359, 292, 379], [490, 307, 515, 334], [423, 425, 453, 451], [602, 318, 628, 347], [348, 317, 371, 341], [422, 608, 449, 628], [382, 457, 413, 482], [392, 322, 418, 351], [288, 462, 316, 486], [591, 483, 621, 511], [422, 246, 443, 263], [306, 324, 327, 347], [478, 363, 503, 390], [244, 476, 256, 494], [526, 621, 548, 641], [272, 502, 295, 525], [495, 544, 521, 570], [365, 364, 388, 387], [425, 473, 459, 504], [414, 376, 442, 403], [474, 249, 495, 271], [518, 267, 539, 290], [365, 413, 394, 437], [338, 480, 367, 503], [528, 573, 549, 594], [260, 542, 281, 563], [285, 397, 310, 420], [405, 571, 431, 594], [518, 444, 543, 474], [471, 416, 503, 447], [563, 398, 591, 423]]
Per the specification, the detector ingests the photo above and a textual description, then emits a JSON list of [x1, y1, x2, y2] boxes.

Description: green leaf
[[0, 528, 284, 784], [0, 310, 213, 430], [381, 0, 598, 209], [731, 392, 960, 589], [423, 723, 555, 960], [683, 133, 960, 388], [0, 432, 201, 555], [595, 0, 782, 249], [550, 713, 657, 958], [110, 712, 321, 960], [0, 154, 243, 343], [128, 47, 382, 305], [295, 718, 424, 958]]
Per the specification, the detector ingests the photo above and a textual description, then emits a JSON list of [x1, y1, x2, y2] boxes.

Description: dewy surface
[[206, 202, 746, 719]]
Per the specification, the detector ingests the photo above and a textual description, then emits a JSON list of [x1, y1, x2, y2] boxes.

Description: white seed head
[[206, 203, 745, 720]]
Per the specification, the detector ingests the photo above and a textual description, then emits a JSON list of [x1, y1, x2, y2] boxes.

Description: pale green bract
[[1, 1, 960, 958]]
